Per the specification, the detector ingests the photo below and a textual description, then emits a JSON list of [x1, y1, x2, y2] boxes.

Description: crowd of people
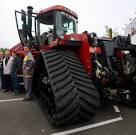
[[0, 46, 35, 101]]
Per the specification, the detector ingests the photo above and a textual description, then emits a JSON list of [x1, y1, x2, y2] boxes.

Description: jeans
[[12, 72, 20, 93], [0, 72, 4, 89], [3, 74, 12, 90]]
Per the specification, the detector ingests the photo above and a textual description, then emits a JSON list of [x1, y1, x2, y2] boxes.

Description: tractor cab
[[15, 5, 78, 48]]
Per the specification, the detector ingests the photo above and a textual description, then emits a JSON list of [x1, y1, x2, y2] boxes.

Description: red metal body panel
[[10, 42, 24, 57], [10, 42, 23, 52], [10, 42, 40, 58], [46, 33, 93, 76], [76, 34, 92, 76], [115, 50, 124, 59], [59, 34, 103, 77], [89, 47, 101, 54], [40, 33, 99, 77], [38, 5, 78, 19]]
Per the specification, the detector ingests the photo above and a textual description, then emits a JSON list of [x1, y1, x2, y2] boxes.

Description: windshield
[[40, 22, 53, 35], [62, 13, 77, 34], [55, 11, 77, 37], [38, 20, 53, 45]]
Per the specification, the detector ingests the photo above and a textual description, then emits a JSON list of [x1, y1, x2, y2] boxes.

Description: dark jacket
[[0, 58, 3, 75], [11, 56, 23, 74]]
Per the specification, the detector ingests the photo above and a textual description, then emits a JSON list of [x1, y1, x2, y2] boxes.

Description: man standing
[[46, 29, 53, 44], [11, 52, 22, 95], [3, 50, 13, 92], [23, 46, 35, 101], [0, 51, 4, 90]]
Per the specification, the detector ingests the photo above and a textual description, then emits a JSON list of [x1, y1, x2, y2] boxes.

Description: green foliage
[[0, 48, 8, 53], [105, 26, 119, 38]]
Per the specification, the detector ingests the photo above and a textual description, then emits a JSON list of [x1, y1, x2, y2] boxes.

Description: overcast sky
[[0, 0, 136, 48]]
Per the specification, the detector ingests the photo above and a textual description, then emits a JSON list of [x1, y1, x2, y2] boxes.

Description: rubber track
[[41, 50, 100, 125], [60, 50, 100, 119], [42, 50, 80, 125]]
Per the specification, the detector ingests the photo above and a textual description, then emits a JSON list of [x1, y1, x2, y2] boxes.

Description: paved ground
[[0, 90, 135, 135]]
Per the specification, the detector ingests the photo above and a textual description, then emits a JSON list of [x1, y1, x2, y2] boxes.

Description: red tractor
[[12, 5, 136, 125]]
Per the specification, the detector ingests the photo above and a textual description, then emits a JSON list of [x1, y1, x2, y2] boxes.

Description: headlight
[[70, 37, 76, 40]]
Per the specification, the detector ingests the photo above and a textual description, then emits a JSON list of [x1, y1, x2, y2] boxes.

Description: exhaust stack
[[27, 6, 34, 44]]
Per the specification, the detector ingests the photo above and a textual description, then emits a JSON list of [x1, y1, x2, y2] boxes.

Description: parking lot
[[0, 90, 136, 135]]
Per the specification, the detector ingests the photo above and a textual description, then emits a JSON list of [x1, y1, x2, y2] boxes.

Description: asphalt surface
[[0, 90, 136, 135]]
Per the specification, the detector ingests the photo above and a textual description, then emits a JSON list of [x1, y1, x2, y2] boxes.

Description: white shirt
[[3, 56, 14, 75]]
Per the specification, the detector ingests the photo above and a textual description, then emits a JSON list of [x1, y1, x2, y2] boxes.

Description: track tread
[[40, 49, 100, 125], [42, 50, 80, 125], [60, 50, 100, 118]]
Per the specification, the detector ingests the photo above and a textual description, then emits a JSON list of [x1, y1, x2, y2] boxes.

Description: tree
[[0, 48, 8, 53], [105, 26, 112, 38], [105, 26, 119, 38]]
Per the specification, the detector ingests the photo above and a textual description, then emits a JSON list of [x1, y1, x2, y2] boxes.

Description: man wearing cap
[[23, 46, 35, 101], [46, 28, 54, 44]]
